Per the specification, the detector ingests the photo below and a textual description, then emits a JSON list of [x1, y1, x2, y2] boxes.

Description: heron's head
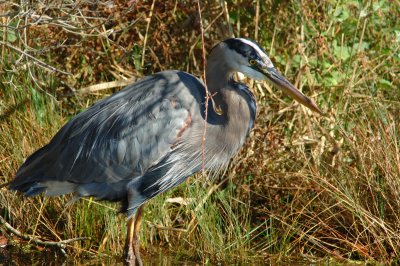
[[219, 38, 323, 114]]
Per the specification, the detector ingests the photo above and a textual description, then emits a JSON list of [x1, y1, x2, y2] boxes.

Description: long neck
[[204, 51, 256, 149], [205, 58, 231, 119], [205, 55, 233, 96]]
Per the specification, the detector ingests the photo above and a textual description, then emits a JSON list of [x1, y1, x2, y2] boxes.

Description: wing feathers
[[10, 71, 198, 202]]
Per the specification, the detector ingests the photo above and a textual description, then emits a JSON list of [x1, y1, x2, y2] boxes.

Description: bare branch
[[0, 215, 90, 255], [0, 41, 71, 75]]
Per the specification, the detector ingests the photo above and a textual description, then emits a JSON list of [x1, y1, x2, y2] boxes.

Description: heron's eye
[[249, 59, 257, 66]]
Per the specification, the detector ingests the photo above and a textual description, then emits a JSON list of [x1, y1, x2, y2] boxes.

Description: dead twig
[[75, 78, 137, 95], [0, 215, 90, 256], [0, 181, 11, 189], [0, 41, 71, 75], [141, 0, 156, 68], [146, 222, 188, 233]]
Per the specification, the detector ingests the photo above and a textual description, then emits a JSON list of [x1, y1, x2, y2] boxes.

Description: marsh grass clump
[[1, 0, 399, 264], [246, 105, 400, 262]]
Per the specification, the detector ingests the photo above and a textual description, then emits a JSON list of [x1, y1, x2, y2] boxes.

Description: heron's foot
[[123, 244, 135, 263], [123, 239, 143, 266], [133, 240, 143, 266]]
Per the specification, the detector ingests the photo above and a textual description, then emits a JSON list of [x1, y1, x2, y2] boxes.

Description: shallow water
[[0, 245, 349, 266], [1, 247, 203, 266], [1, 247, 204, 266]]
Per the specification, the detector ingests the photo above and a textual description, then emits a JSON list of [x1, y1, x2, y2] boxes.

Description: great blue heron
[[9, 38, 322, 265]]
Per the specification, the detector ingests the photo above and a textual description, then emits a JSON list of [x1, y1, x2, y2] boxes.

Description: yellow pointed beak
[[264, 67, 323, 115]]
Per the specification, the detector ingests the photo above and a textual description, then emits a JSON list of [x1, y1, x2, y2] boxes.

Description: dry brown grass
[[1, 0, 399, 264]]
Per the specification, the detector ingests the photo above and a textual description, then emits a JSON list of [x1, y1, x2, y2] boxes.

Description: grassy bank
[[1, 0, 399, 264]]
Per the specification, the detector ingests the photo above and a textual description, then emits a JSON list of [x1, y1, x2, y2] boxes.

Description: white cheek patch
[[237, 65, 266, 81], [237, 38, 275, 68], [236, 72, 246, 80]]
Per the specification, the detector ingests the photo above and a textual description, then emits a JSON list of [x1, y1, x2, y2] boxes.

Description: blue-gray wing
[[11, 71, 200, 201]]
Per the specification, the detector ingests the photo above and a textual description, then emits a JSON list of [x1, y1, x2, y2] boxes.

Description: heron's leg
[[124, 205, 144, 266], [124, 216, 135, 263], [132, 205, 144, 266]]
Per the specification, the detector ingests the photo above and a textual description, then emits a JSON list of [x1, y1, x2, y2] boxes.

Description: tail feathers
[[10, 180, 77, 197], [25, 183, 47, 197], [9, 181, 46, 197], [10, 179, 128, 203], [9, 180, 43, 196]]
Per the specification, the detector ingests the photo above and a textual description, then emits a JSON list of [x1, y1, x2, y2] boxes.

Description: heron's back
[[10, 70, 206, 202]]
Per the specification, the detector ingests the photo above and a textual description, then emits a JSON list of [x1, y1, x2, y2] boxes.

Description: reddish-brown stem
[[197, 1, 209, 177]]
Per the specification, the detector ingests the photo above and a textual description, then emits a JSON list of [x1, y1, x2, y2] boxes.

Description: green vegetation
[[1, 0, 399, 264]]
